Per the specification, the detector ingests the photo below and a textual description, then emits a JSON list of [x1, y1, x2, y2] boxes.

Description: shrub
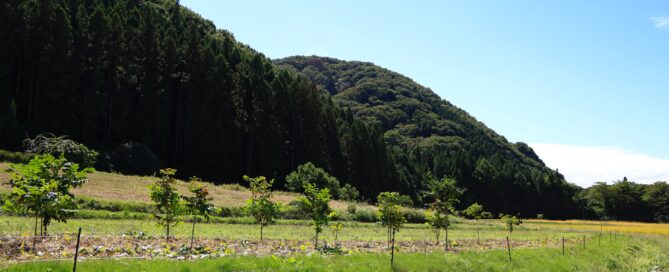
[[218, 206, 247, 217], [23, 134, 98, 168], [402, 208, 427, 223], [102, 142, 161, 175], [0, 150, 32, 163], [339, 184, 360, 201], [396, 195, 414, 207], [346, 204, 357, 215], [76, 197, 152, 213], [285, 162, 340, 197], [353, 207, 378, 222]]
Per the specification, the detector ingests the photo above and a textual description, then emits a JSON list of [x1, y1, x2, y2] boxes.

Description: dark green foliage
[[23, 134, 98, 168], [579, 178, 669, 222], [276, 56, 581, 218], [101, 142, 162, 175], [286, 162, 341, 196], [0, 0, 395, 201], [0, 150, 33, 163], [338, 184, 360, 201]]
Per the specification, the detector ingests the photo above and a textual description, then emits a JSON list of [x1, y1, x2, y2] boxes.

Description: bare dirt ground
[[0, 234, 570, 264]]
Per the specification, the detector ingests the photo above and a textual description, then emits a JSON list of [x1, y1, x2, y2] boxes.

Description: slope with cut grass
[[0, 163, 363, 211]]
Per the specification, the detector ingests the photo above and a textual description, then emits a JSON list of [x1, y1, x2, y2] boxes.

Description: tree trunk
[[444, 227, 449, 251], [190, 216, 196, 251], [391, 229, 396, 266], [315, 231, 319, 249], [166, 222, 170, 243], [260, 224, 264, 241], [32, 216, 38, 252]]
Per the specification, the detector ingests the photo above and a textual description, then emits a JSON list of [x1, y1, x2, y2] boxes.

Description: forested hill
[[276, 56, 581, 218], [0, 0, 400, 198], [0, 0, 580, 218]]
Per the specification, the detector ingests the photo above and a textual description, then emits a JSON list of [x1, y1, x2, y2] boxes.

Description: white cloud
[[529, 143, 669, 187], [651, 16, 669, 29]]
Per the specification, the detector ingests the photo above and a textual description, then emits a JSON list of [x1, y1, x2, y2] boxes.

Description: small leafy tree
[[244, 175, 281, 240], [23, 134, 98, 168], [338, 183, 360, 201], [463, 202, 484, 244], [500, 214, 522, 235], [481, 211, 493, 222], [4, 154, 87, 236], [150, 168, 182, 242], [330, 221, 344, 244], [425, 209, 448, 245], [286, 162, 341, 197], [423, 175, 463, 251], [183, 177, 215, 251], [377, 192, 406, 266], [297, 182, 333, 248]]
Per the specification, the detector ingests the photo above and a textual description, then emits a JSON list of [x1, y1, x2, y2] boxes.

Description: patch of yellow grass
[[0, 163, 367, 211], [526, 219, 669, 236]]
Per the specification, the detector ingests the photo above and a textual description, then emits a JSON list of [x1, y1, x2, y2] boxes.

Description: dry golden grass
[[526, 219, 669, 236], [0, 163, 367, 210]]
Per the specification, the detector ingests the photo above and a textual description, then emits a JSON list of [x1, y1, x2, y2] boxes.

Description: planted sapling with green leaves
[[244, 175, 281, 240], [183, 176, 215, 250], [150, 168, 183, 243]]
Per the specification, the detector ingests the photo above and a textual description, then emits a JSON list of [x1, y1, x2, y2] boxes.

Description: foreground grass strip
[[4, 237, 668, 271]]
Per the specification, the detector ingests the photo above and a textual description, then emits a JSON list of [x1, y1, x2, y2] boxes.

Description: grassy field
[[4, 237, 668, 271], [0, 216, 590, 242], [0, 163, 367, 211], [2, 163, 669, 271]]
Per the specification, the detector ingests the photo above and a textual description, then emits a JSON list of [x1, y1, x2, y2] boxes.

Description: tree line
[[578, 178, 669, 223]]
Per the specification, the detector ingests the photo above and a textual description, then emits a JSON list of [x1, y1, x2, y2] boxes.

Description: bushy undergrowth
[[0, 150, 32, 163]]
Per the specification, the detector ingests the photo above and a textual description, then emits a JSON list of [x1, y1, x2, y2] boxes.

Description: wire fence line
[[0, 227, 615, 269]]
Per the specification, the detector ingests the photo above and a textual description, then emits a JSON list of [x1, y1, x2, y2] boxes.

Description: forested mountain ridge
[[0, 0, 400, 198], [276, 56, 580, 218], [0, 0, 580, 218]]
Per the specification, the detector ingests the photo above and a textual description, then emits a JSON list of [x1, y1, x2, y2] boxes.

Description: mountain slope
[[0, 0, 398, 198], [276, 56, 580, 218]]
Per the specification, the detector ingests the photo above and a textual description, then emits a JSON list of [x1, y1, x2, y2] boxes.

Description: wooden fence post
[[73, 227, 82, 272], [506, 236, 512, 261], [562, 237, 565, 255]]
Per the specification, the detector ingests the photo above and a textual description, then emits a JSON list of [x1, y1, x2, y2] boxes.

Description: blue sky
[[182, 1, 669, 186]]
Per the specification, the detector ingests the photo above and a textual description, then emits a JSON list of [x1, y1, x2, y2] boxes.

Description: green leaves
[[424, 174, 463, 215], [463, 203, 484, 219], [285, 162, 341, 197], [183, 177, 215, 222], [297, 182, 333, 235], [3, 154, 88, 234], [377, 192, 407, 231], [500, 214, 522, 234], [150, 168, 182, 238], [244, 176, 281, 233]]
